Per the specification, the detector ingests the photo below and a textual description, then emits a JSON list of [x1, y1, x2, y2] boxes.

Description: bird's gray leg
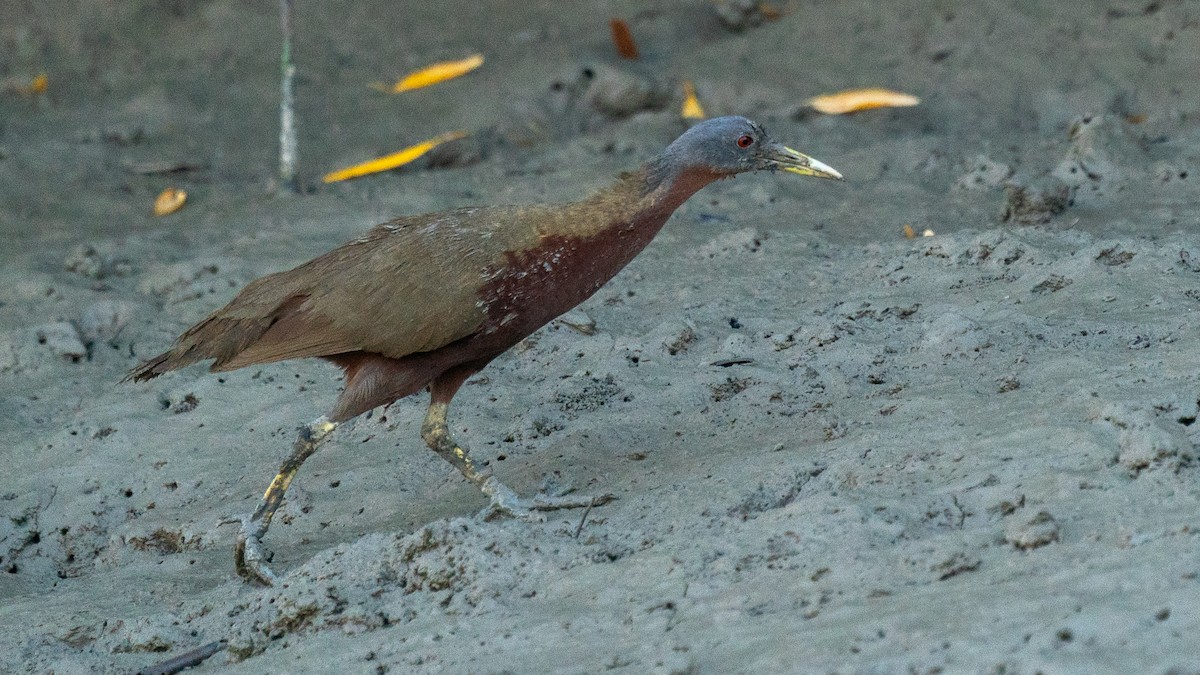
[[423, 369, 614, 521], [234, 415, 338, 585]]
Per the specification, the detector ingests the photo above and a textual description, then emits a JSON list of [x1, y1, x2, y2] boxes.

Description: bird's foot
[[233, 517, 279, 586], [478, 476, 615, 522]]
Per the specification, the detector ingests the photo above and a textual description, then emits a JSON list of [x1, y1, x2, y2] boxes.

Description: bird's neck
[[546, 156, 723, 244], [590, 159, 721, 225], [640, 154, 723, 216]]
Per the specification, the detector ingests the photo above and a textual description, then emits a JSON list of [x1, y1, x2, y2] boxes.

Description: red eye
[[736, 134, 754, 148]]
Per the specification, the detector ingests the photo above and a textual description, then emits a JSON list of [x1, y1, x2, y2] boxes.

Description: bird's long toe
[[479, 476, 614, 521], [234, 518, 279, 586]]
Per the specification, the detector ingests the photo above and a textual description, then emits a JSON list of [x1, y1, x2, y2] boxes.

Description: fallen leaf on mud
[[323, 131, 469, 183], [902, 223, 916, 239], [681, 80, 706, 120], [610, 18, 639, 59], [153, 188, 187, 216], [4, 72, 48, 96], [374, 54, 484, 93], [808, 88, 920, 115], [759, 3, 783, 20], [28, 73, 48, 94]]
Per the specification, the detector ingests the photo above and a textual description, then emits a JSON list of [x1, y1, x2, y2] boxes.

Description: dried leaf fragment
[[153, 188, 187, 216], [808, 88, 920, 115], [379, 54, 484, 93], [610, 18, 639, 59], [902, 223, 916, 239], [758, 3, 782, 21], [681, 80, 706, 120], [323, 131, 469, 183], [4, 72, 48, 96]]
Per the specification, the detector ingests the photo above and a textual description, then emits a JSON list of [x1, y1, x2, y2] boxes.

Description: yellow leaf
[[681, 80, 706, 120], [323, 131, 469, 183], [153, 188, 187, 216], [808, 88, 920, 115], [7, 72, 48, 96], [387, 54, 483, 93], [902, 223, 916, 239]]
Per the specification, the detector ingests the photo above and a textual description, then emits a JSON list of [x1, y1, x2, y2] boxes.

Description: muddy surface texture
[[2, 1, 1200, 673]]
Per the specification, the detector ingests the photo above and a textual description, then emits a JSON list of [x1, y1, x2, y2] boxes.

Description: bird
[[126, 116, 842, 585]]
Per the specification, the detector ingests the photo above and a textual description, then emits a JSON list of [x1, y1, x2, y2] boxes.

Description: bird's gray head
[[662, 116, 842, 181]]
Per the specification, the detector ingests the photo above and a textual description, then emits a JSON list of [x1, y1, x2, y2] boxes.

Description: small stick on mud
[[574, 498, 596, 538], [278, 0, 298, 191], [136, 639, 227, 675]]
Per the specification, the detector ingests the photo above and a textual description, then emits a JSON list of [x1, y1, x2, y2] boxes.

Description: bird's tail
[[123, 316, 223, 383], [122, 309, 275, 383], [123, 347, 199, 382]]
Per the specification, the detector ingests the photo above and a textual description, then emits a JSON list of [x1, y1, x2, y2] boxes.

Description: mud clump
[[1001, 174, 1071, 224]]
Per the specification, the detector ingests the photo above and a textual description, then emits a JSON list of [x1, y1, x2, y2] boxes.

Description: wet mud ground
[[2, 0, 1200, 672]]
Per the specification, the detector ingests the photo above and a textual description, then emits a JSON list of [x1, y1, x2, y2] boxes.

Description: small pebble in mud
[[659, 321, 698, 355], [1052, 114, 1146, 203], [931, 552, 982, 581], [919, 311, 988, 357], [955, 154, 1013, 191], [35, 322, 86, 362], [172, 393, 200, 414], [500, 64, 671, 145], [1095, 401, 1191, 476], [996, 376, 1021, 393], [79, 301, 134, 347], [711, 0, 780, 31], [1030, 274, 1073, 295], [1004, 510, 1061, 550], [63, 244, 132, 280], [425, 131, 491, 169], [1000, 174, 1071, 224], [583, 65, 669, 119]]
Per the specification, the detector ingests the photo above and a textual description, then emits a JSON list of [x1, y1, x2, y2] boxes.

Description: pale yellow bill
[[780, 146, 843, 180]]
